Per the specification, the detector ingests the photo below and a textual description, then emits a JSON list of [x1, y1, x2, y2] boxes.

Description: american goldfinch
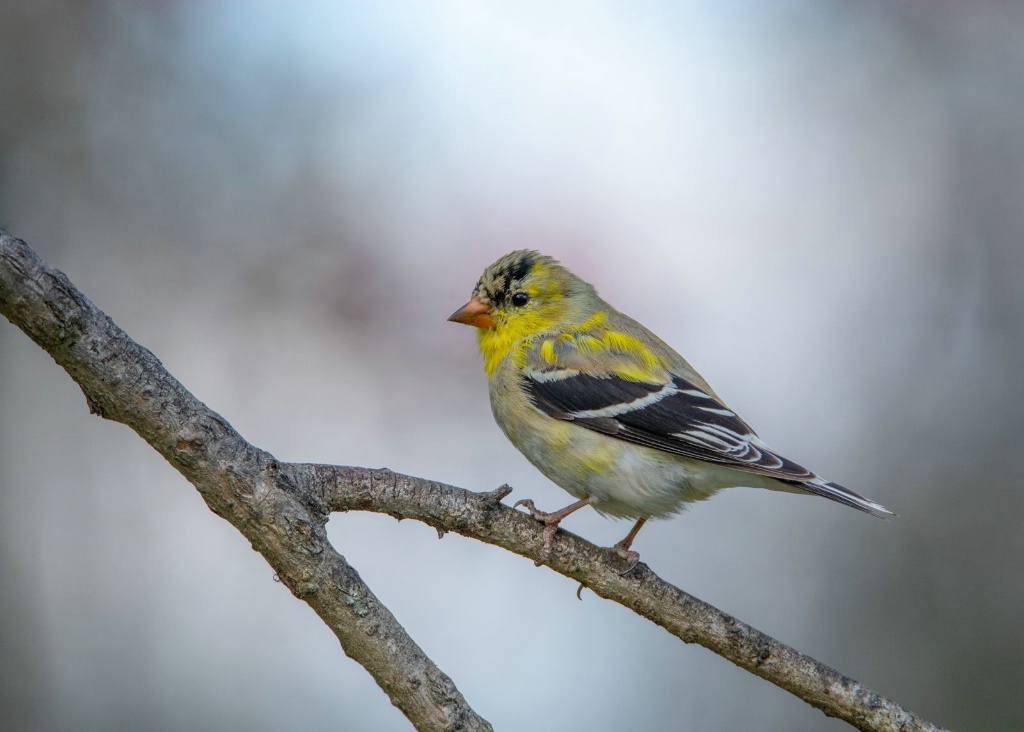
[[449, 250, 891, 566]]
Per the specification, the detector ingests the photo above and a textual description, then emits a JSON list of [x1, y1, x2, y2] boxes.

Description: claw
[[513, 498, 537, 512]]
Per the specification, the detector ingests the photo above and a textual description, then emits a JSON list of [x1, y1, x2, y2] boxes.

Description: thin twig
[[304, 464, 943, 732]]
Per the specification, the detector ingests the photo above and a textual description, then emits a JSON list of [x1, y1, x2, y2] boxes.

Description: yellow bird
[[449, 250, 891, 566]]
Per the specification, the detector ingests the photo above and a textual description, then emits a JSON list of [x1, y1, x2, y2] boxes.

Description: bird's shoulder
[[520, 305, 717, 397]]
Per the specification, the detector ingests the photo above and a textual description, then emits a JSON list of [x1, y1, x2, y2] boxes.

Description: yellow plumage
[[449, 250, 890, 565]]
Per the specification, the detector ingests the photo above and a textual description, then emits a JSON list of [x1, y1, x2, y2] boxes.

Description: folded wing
[[522, 341, 890, 516]]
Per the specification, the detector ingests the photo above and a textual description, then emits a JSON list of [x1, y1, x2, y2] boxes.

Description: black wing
[[524, 370, 819, 482]]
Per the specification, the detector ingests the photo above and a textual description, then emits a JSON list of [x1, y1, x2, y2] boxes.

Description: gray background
[[2, 3, 1022, 730]]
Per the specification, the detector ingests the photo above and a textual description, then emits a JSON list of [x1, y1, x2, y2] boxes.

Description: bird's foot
[[511, 498, 543, 519], [513, 496, 593, 566], [513, 499, 561, 565], [609, 541, 641, 575], [609, 517, 647, 575]]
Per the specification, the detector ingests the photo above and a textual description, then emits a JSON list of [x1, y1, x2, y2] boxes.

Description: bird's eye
[[510, 292, 530, 307]]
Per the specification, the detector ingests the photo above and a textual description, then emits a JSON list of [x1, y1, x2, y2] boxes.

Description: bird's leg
[[610, 517, 648, 574], [513, 496, 593, 565]]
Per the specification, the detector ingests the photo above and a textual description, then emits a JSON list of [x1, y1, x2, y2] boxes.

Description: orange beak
[[447, 297, 495, 328]]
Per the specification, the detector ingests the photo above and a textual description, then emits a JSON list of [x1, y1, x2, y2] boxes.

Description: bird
[[448, 250, 891, 568]]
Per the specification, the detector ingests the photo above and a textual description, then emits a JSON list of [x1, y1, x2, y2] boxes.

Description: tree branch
[[0, 229, 945, 732], [0, 229, 492, 732]]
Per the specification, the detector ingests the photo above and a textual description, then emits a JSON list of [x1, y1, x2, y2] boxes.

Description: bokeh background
[[2, 2, 1022, 730]]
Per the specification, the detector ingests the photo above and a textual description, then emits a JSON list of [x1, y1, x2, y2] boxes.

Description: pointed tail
[[801, 479, 894, 517]]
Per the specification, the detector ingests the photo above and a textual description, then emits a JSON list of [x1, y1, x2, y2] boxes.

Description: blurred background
[[2, 2, 1022, 730]]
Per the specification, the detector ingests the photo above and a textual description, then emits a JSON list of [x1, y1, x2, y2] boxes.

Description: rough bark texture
[[0, 230, 492, 732], [0, 228, 946, 732]]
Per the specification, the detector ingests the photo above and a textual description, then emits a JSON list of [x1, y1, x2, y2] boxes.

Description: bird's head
[[449, 250, 595, 331], [449, 250, 597, 370]]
